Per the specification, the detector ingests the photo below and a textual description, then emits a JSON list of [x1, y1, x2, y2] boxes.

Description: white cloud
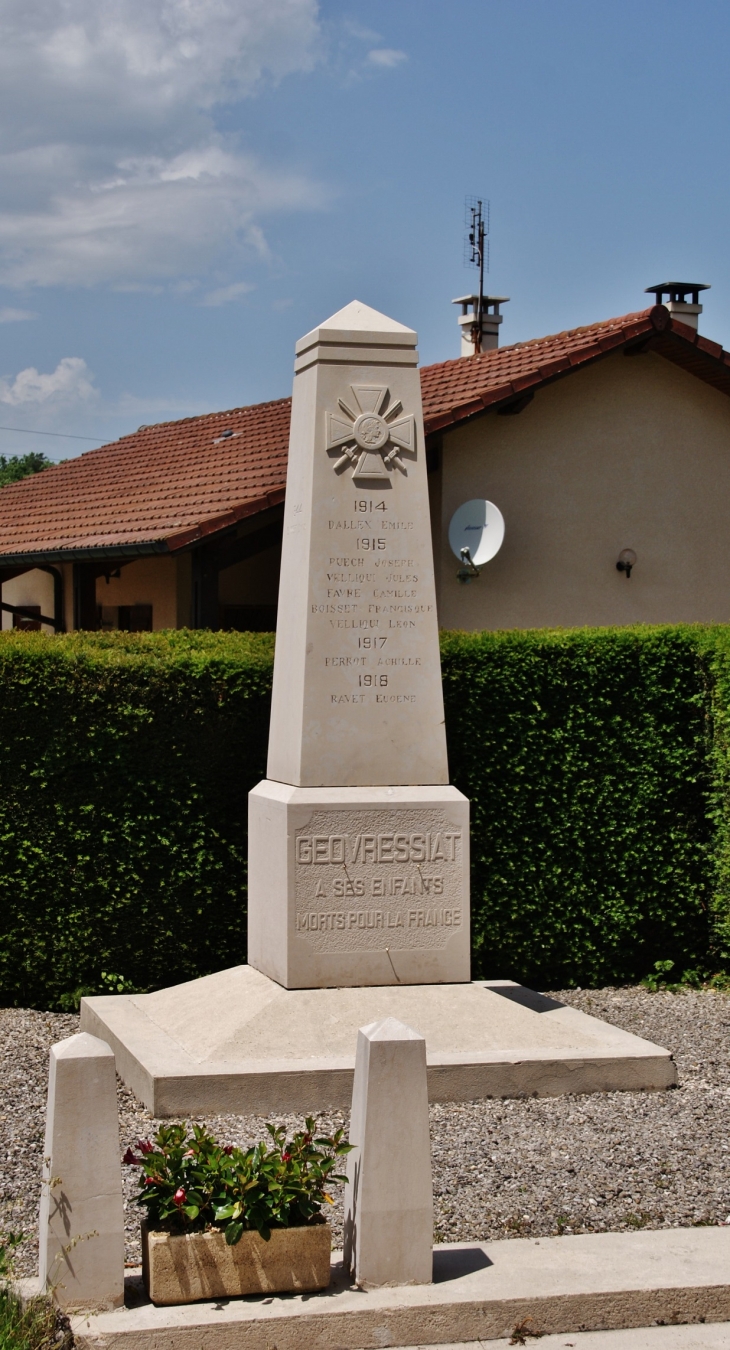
[[341, 20, 381, 44], [0, 357, 96, 406], [201, 281, 255, 307], [0, 144, 326, 287], [0, 307, 37, 322], [0, 0, 321, 121], [367, 48, 407, 68], [0, 0, 324, 289]]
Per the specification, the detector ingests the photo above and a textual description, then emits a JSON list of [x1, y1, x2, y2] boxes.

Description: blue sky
[[0, 0, 729, 460]]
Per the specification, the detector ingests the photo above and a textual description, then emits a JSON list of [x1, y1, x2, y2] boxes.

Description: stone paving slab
[[80, 967, 676, 1115], [69, 1227, 730, 1350], [388, 1329, 730, 1350]]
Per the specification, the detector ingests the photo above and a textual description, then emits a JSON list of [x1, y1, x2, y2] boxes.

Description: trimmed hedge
[[705, 629, 730, 966], [0, 631, 273, 1008], [441, 627, 716, 987], [0, 624, 728, 1008]]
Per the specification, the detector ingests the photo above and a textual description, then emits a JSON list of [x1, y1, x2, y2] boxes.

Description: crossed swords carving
[[325, 384, 416, 480]]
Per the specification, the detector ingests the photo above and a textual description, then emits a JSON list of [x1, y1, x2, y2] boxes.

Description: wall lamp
[[616, 548, 637, 579], [457, 546, 480, 584]]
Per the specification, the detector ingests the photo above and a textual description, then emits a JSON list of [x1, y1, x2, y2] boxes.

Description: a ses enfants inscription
[[294, 808, 464, 953]]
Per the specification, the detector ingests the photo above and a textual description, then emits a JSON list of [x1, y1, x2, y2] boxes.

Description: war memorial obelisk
[[247, 300, 470, 989], [81, 303, 675, 1115]]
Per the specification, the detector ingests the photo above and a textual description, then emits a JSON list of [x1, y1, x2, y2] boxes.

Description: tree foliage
[[0, 452, 56, 487]]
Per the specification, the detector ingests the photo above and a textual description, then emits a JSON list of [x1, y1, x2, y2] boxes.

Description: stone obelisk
[[248, 301, 469, 989]]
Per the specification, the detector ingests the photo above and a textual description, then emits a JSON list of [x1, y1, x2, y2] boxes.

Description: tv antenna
[[464, 196, 489, 354]]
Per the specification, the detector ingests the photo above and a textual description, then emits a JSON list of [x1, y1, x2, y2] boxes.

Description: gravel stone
[[2, 988, 728, 1277]]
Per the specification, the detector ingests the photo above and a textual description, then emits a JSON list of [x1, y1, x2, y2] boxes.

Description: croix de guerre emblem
[[325, 385, 416, 480]]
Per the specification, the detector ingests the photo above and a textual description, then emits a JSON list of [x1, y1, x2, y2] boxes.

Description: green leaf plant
[[641, 958, 730, 993], [0, 1229, 73, 1350], [124, 1118, 353, 1244]]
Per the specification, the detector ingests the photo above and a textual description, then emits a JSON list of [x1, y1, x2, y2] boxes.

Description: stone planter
[[141, 1220, 332, 1305]]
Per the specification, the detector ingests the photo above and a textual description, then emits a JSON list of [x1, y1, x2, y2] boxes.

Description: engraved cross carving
[[325, 385, 416, 480]]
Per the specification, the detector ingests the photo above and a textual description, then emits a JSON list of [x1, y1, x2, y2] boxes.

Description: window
[[117, 604, 153, 632]]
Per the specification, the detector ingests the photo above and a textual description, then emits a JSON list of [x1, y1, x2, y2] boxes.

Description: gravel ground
[[2, 987, 729, 1277]]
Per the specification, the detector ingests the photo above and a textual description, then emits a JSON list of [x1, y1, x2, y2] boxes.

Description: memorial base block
[[247, 781, 470, 989]]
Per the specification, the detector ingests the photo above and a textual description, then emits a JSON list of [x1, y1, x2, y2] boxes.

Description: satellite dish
[[448, 499, 505, 566]]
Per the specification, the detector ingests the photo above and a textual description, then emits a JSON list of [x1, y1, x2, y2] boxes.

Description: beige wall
[[98, 555, 179, 630], [1, 568, 56, 632], [436, 351, 730, 630], [94, 545, 280, 630]]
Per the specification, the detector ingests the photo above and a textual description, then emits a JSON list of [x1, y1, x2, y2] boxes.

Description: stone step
[[70, 1227, 730, 1350]]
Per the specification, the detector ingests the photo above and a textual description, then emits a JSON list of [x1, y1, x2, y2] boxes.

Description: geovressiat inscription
[[294, 808, 465, 953]]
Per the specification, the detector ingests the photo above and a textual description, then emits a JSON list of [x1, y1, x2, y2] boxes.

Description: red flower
[[122, 1148, 143, 1166], [281, 1151, 292, 1162], [173, 1188, 187, 1207], [145, 1177, 158, 1187], [223, 1145, 234, 1156], [138, 1139, 154, 1155]]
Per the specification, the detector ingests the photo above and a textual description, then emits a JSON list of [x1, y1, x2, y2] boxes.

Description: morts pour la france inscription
[[294, 807, 465, 953]]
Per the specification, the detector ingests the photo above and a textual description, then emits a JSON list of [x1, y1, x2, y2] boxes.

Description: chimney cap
[[645, 281, 710, 305], [452, 293, 510, 305]]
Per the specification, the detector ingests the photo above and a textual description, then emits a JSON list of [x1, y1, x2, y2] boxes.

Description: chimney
[[452, 294, 510, 356], [645, 281, 710, 332]]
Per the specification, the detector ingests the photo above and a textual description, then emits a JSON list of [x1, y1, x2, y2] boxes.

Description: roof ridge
[[0, 393, 298, 489], [114, 393, 293, 442], [420, 307, 655, 376]]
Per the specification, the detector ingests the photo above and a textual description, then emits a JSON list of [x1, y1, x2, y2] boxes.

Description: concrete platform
[[80, 965, 675, 1116], [68, 1228, 730, 1349]]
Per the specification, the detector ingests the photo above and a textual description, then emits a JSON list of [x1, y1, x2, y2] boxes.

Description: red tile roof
[[1, 304, 729, 562], [420, 307, 659, 431], [0, 398, 291, 560], [421, 304, 730, 430]]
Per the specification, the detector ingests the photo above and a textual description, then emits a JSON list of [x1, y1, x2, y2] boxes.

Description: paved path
[[390, 1327, 730, 1350]]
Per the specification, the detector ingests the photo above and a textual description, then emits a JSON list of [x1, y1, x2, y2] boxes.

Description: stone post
[[39, 1033, 124, 1311], [343, 1016, 433, 1287], [247, 300, 470, 991]]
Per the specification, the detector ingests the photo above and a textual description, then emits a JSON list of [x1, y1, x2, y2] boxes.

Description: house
[[2, 282, 730, 634]]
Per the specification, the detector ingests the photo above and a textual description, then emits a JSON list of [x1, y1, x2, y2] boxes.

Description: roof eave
[[0, 540, 172, 568], [423, 310, 667, 436], [0, 489, 288, 567], [164, 487, 286, 553]]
